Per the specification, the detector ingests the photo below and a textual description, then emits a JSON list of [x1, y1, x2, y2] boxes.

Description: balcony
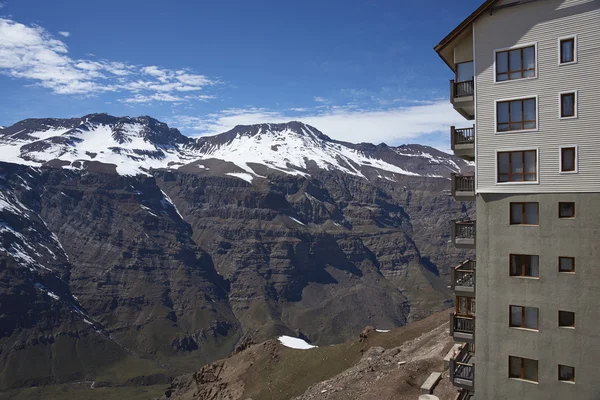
[[451, 173, 475, 201], [450, 126, 475, 161], [451, 259, 475, 295], [451, 220, 476, 249], [456, 388, 475, 400], [450, 344, 475, 390], [450, 313, 475, 343], [450, 79, 475, 120]]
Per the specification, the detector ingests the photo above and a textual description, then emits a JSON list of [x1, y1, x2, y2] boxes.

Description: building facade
[[436, 1, 600, 399]]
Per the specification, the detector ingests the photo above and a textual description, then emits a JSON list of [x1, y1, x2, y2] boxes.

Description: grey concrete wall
[[475, 192, 600, 399]]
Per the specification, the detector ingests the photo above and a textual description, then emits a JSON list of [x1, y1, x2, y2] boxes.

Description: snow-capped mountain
[[0, 114, 470, 181]]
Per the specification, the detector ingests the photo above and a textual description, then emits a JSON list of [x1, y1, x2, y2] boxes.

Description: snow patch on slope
[[278, 336, 317, 350]]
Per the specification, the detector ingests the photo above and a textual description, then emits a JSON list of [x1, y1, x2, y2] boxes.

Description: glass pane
[[470, 299, 476, 315], [561, 40, 574, 63], [524, 99, 536, 121], [511, 203, 523, 224], [559, 311, 575, 326], [523, 47, 535, 69], [562, 94, 574, 117], [559, 203, 574, 218], [498, 174, 509, 182], [510, 100, 523, 123], [458, 297, 467, 314], [509, 357, 522, 378], [560, 365, 574, 381], [457, 61, 474, 83], [523, 359, 538, 381], [525, 203, 539, 224], [524, 151, 536, 173], [511, 306, 523, 327], [511, 152, 523, 175], [497, 102, 509, 123], [509, 49, 522, 72], [524, 121, 536, 129], [498, 123, 510, 132], [498, 153, 510, 173], [525, 307, 538, 329], [511, 255, 523, 276], [510, 72, 522, 79], [529, 256, 539, 277], [523, 70, 535, 78], [562, 148, 575, 171], [497, 73, 509, 81], [560, 257, 574, 272], [497, 51, 508, 73]]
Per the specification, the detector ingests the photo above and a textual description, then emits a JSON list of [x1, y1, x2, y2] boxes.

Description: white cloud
[[168, 101, 466, 146], [58, 31, 70, 37], [0, 17, 217, 100], [313, 96, 329, 103]]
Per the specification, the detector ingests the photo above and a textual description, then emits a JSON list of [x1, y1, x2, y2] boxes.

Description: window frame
[[456, 296, 476, 317], [558, 91, 578, 120], [509, 305, 539, 330], [510, 254, 540, 278], [559, 145, 578, 174], [509, 356, 539, 382], [509, 202, 539, 226], [559, 256, 575, 273], [559, 310, 575, 328], [455, 60, 474, 83], [494, 42, 538, 83], [495, 96, 539, 133], [559, 202, 575, 219], [558, 35, 578, 66], [559, 365, 575, 383], [496, 148, 539, 185]]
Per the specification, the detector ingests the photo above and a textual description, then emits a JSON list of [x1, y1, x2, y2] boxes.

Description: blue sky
[[0, 0, 481, 148]]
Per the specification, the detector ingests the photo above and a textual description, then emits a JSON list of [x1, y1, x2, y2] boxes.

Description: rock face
[[0, 115, 473, 391]]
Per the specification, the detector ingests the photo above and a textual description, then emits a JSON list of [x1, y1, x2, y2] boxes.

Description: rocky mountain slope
[[161, 310, 457, 400], [0, 115, 472, 395]]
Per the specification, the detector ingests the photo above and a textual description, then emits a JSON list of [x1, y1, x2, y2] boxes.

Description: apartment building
[[435, 1, 600, 399]]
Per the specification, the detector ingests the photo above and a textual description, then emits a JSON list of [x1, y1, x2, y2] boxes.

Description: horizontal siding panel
[[474, 0, 600, 193]]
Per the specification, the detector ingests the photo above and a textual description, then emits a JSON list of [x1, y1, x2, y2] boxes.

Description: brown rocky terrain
[[162, 310, 458, 400]]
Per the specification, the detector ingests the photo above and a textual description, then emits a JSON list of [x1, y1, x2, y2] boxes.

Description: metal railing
[[454, 220, 476, 240], [452, 259, 476, 289], [451, 79, 475, 98], [457, 389, 475, 400], [450, 344, 475, 385], [453, 315, 475, 335]]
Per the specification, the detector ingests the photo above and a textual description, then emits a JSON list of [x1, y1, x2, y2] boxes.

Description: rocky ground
[[162, 310, 458, 400]]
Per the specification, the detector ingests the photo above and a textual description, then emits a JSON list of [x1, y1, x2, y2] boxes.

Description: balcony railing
[[451, 174, 475, 200], [450, 344, 475, 389], [451, 79, 474, 99], [451, 220, 476, 248], [451, 126, 475, 146], [450, 313, 475, 343], [457, 389, 475, 400], [451, 259, 476, 292]]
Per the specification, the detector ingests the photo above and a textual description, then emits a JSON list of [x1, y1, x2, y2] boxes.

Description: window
[[559, 257, 575, 273], [510, 203, 539, 225], [559, 311, 575, 327], [496, 45, 536, 81], [456, 61, 474, 83], [560, 146, 577, 172], [498, 150, 537, 182], [560, 92, 577, 118], [510, 254, 539, 277], [559, 202, 575, 218], [509, 356, 538, 382], [456, 296, 476, 316], [559, 37, 576, 64], [510, 305, 539, 330], [497, 98, 537, 132], [559, 365, 575, 382]]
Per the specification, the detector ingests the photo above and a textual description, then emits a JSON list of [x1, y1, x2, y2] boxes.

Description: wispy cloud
[[167, 100, 466, 147], [313, 96, 329, 104], [0, 18, 217, 101], [58, 31, 70, 37]]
